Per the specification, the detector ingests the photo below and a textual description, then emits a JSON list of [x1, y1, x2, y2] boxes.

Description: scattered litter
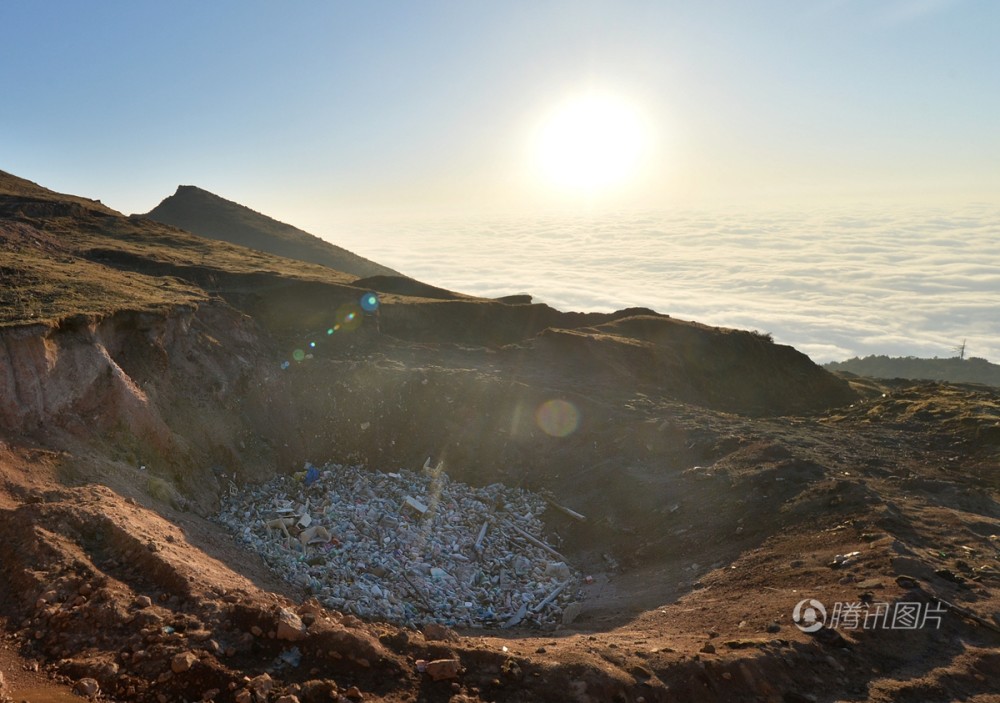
[[542, 493, 587, 522], [402, 496, 429, 517], [830, 551, 861, 569], [278, 647, 302, 668], [304, 465, 320, 486], [216, 462, 581, 628], [502, 603, 528, 629]]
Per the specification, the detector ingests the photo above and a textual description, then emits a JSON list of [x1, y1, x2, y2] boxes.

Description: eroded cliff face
[[0, 315, 172, 439], [0, 302, 304, 513]]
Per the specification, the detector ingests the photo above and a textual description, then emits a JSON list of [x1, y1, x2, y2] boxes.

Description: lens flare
[[535, 399, 580, 437], [336, 303, 363, 332], [360, 292, 380, 312], [292, 349, 305, 362], [309, 341, 317, 348]]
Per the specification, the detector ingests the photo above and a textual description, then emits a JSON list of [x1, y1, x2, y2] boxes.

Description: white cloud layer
[[333, 204, 1000, 364]]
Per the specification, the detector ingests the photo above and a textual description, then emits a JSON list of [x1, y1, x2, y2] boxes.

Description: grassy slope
[[142, 185, 400, 278], [827, 354, 1000, 388], [0, 170, 382, 327]]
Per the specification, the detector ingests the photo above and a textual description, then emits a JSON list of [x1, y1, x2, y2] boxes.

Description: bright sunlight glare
[[532, 93, 648, 196]]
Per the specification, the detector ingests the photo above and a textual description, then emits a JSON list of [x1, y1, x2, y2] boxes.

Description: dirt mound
[[524, 314, 857, 415]]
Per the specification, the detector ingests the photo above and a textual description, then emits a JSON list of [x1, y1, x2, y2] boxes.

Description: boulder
[[171, 651, 198, 673], [425, 658, 461, 681], [74, 678, 100, 698], [276, 608, 307, 641]]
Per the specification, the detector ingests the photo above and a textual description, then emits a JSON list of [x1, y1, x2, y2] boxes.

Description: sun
[[532, 93, 648, 196]]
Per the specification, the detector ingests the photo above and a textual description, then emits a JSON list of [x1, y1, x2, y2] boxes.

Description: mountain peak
[[141, 186, 399, 278]]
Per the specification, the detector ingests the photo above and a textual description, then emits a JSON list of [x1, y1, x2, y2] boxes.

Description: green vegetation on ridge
[[826, 354, 1000, 388]]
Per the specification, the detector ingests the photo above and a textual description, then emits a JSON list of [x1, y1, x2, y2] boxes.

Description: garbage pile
[[215, 461, 581, 629]]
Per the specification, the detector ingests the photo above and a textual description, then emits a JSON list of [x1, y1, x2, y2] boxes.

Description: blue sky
[[2, 0, 998, 226]]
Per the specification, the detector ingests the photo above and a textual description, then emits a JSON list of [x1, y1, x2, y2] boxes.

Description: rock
[[234, 690, 252, 703], [276, 696, 301, 703], [891, 556, 936, 580], [74, 678, 100, 698], [276, 608, 307, 641], [298, 599, 325, 617], [724, 639, 762, 649], [934, 568, 966, 584], [171, 651, 198, 673], [543, 561, 572, 580], [345, 686, 363, 700], [250, 673, 274, 694], [135, 595, 153, 609], [629, 664, 653, 679], [421, 623, 459, 642], [425, 658, 462, 681], [810, 627, 850, 648], [561, 601, 584, 625], [766, 622, 781, 633], [700, 643, 716, 654]]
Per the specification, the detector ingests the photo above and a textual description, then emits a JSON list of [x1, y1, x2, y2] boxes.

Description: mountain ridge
[[827, 353, 1000, 388], [141, 184, 399, 278]]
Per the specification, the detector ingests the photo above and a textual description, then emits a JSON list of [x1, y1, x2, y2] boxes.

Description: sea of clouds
[[335, 204, 1000, 364]]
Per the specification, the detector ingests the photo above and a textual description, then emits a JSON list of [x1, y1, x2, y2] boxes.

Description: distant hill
[[140, 185, 399, 278], [826, 354, 1000, 387]]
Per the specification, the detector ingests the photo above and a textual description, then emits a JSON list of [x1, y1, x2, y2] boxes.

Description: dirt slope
[[2, 171, 999, 703]]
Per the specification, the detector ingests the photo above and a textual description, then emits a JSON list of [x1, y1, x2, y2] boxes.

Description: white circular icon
[[792, 598, 827, 632]]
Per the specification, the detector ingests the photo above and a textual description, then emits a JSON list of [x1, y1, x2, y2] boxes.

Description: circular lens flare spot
[[336, 303, 363, 332], [309, 341, 317, 348], [292, 349, 305, 362], [360, 293, 380, 312], [535, 399, 580, 437], [327, 328, 334, 335]]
